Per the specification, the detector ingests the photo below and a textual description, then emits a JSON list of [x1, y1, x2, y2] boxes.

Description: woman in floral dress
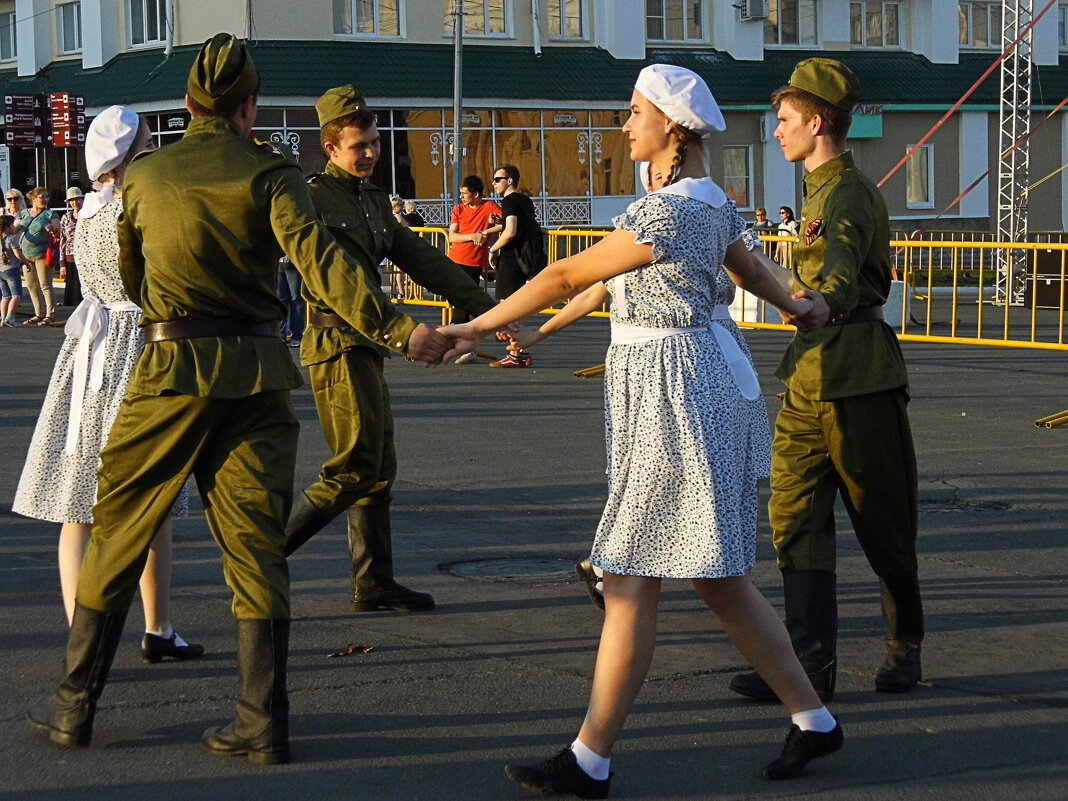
[[13, 106, 202, 663], [441, 65, 843, 798]]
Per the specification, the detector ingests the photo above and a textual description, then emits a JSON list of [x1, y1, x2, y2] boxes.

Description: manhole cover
[[918, 498, 1012, 514], [441, 557, 577, 584]]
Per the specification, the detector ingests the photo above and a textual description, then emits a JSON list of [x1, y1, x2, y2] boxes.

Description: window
[[0, 11, 16, 61], [765, 0, 818, 46], [646, 0, 704, 42], [129, 0, 166, 45], [443, 0, 507, 36], [722, 146, 752, 209], [58, 1, 81, 53], [958, 2, 1001, 48], [906, 144, 934, 209], [548, 0, 584, 38], [1058, 2, 1067, 49], [334, 0, 401, 36], [850, 1, 900, 48]]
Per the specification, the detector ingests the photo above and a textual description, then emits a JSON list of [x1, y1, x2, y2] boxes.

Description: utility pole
[[451, 1, 464, 211]]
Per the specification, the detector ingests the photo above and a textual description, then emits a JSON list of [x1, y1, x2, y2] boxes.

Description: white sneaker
[[454, 352, 478, 364]]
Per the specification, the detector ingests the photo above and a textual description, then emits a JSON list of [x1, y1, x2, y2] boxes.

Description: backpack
[[514, 195, 547, 278]]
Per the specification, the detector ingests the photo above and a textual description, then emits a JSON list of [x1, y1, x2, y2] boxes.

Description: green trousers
[[78, 390, 298, 619], [769, 387, 919, 577], [302, 347, 395, 517]]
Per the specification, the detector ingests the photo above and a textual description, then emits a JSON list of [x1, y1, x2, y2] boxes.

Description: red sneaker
[[490, 352, 532, 368]]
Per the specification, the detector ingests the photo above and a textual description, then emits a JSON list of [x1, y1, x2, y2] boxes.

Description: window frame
[[905, 143, 934, 210], [958, 1, 1002, 49], [721, 144, 753, 211], [1058, 2, 1067, 50], [764, 0, 819, 47], [333, 0, 404, 37], [849, 1, 902, 49], [443, 0, 511, 38], [0, 10, 17, 61], [646, 0, 706, 43], [547, 0, 587, 40], [128, 0, 167, 47], [57, 0, 82, 54]]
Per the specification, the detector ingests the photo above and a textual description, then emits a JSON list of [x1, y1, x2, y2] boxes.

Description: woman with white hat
[[13, 106, 203, 664], [59, 186, 85, 306], [441, 64, 842, 797]]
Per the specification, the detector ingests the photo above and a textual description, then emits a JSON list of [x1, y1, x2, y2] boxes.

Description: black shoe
[[762, 720, 844, 780], [505, 747, 611, 799], [575, 559, 605, 611], [351, 583, 435, 612], [729, 657, 836, 703], [875, 640, 921, 693], [201, 723, 291, 765], [141, 632, 205, 663]]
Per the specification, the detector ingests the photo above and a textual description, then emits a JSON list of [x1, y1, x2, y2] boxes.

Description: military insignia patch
[[805, 218, 823, 245]]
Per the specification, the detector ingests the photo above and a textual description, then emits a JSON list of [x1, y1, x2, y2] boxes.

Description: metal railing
[[392, 227, 1068, 351]]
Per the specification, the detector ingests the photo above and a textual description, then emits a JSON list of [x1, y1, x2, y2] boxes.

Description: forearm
[[473, 263, 586, 335], [532, 283, 608, 344]]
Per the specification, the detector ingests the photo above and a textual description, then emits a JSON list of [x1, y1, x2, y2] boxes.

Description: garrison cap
[[788, 58, 861, 112], [315, 85, 369, 128], [187, 33, 259, 112]]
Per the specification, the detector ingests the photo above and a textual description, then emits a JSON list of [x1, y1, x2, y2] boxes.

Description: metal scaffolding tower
[[995, 0, 1033, 303]]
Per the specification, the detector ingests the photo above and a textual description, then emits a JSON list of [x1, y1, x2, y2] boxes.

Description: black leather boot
[[729, 570, 838, 703], [875, 574, 924, 692], [202, 619, 290, 764], [27, 603, 127, 748], [283, 492, 334, 557], [348, 504, 435, 612]]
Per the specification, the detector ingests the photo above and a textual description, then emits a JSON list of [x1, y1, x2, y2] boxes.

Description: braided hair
[[665, 124, 701, 186]]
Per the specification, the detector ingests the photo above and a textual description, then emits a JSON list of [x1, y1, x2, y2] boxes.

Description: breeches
[[769, 387, 919, 577], [302, 347, 395, 519], [79, 390, 299, 619]]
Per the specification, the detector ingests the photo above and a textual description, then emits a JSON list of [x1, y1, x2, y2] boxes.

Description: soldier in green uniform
[[730, 58, 924, 702], [26, 34, 449, 764], [281, 86, 497, 612]]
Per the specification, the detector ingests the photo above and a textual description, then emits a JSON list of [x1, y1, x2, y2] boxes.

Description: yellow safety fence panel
[[392, 228, 1068, 352]]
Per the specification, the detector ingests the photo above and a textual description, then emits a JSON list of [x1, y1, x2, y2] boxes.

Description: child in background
[[1, 215, 23, 326]]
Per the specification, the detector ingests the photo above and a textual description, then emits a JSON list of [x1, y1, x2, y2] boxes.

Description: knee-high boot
[[283, 492, 333, 556], [348, 503, 435, 612], [875, 573, 924, 692], [201, 619, 291, 764], [27, 603, 127, 748], [729, 570, 838, 703]]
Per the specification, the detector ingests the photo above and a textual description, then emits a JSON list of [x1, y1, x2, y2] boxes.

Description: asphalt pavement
[[1, 304, 1066, 801]]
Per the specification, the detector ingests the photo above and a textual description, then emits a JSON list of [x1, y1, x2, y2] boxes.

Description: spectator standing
[[60, 187, 85, 307], [17, 186, 60, 325], [401, 200, 425, 227], [277, 256, 304, 348], [775, 205, 799, 264], [753, 207, 774, 229], [487, 164, 540, 367], [447, 174, 502, 344], [1, 214, 23, 326]]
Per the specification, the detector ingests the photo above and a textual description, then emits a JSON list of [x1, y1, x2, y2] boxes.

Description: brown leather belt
[[142, 319, 282, 342], [829, 306, 884, 326], [309, 310, 350, 328]]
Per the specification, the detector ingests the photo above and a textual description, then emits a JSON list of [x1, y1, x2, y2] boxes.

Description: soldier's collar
[[185, 115, 244, 139], [325, 161, 364, 186], [802, 150, 854, 196]]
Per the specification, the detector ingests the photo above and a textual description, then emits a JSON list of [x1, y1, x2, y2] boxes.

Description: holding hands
[[779, 289, 830, 331]]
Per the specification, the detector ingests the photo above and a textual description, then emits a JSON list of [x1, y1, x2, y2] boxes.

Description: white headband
[[85, 105, 140, 181], [634, 64, 725, 136]]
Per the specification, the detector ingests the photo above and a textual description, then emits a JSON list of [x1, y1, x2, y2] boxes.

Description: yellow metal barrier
[[394, 227, 1068, 352]]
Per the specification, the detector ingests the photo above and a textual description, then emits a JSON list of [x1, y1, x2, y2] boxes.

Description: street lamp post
[[451, 2, 463, 212]]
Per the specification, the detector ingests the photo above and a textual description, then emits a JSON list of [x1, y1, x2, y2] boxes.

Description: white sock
[[791, 706, 837, 733], [570, 737, 610, 781], [591, 564, 604, 596], [146, 625, 174, 640]]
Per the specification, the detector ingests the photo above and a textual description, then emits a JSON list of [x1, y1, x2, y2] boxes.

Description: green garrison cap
[[315, 85, 369, 127], [187, 33, 259, 112], [788, 58, 861, 112]]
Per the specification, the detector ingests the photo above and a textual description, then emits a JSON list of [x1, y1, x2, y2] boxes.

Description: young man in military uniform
[[281, 86, 497, 613], [27, 35, 450, 764], [730, 58, 924, 703]]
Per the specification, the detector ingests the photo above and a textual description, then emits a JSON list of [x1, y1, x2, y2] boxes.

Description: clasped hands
[[404, 321, 524, 366], [779, 289, 830, 332]]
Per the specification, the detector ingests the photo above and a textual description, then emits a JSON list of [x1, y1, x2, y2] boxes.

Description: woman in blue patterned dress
[[441, 65, 843, 798]]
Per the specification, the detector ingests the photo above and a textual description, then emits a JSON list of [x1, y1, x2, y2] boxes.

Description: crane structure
[[995, 0, 1033, 303]]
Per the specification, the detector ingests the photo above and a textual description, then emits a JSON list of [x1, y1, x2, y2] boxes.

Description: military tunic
[[769, 151, 919, 587], [300, 162, 495, 517], [79, 117, 426, 619]]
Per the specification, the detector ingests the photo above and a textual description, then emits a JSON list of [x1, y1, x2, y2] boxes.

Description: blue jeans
[[0, 266, 21, 299], [277, 260, 305, 341]]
